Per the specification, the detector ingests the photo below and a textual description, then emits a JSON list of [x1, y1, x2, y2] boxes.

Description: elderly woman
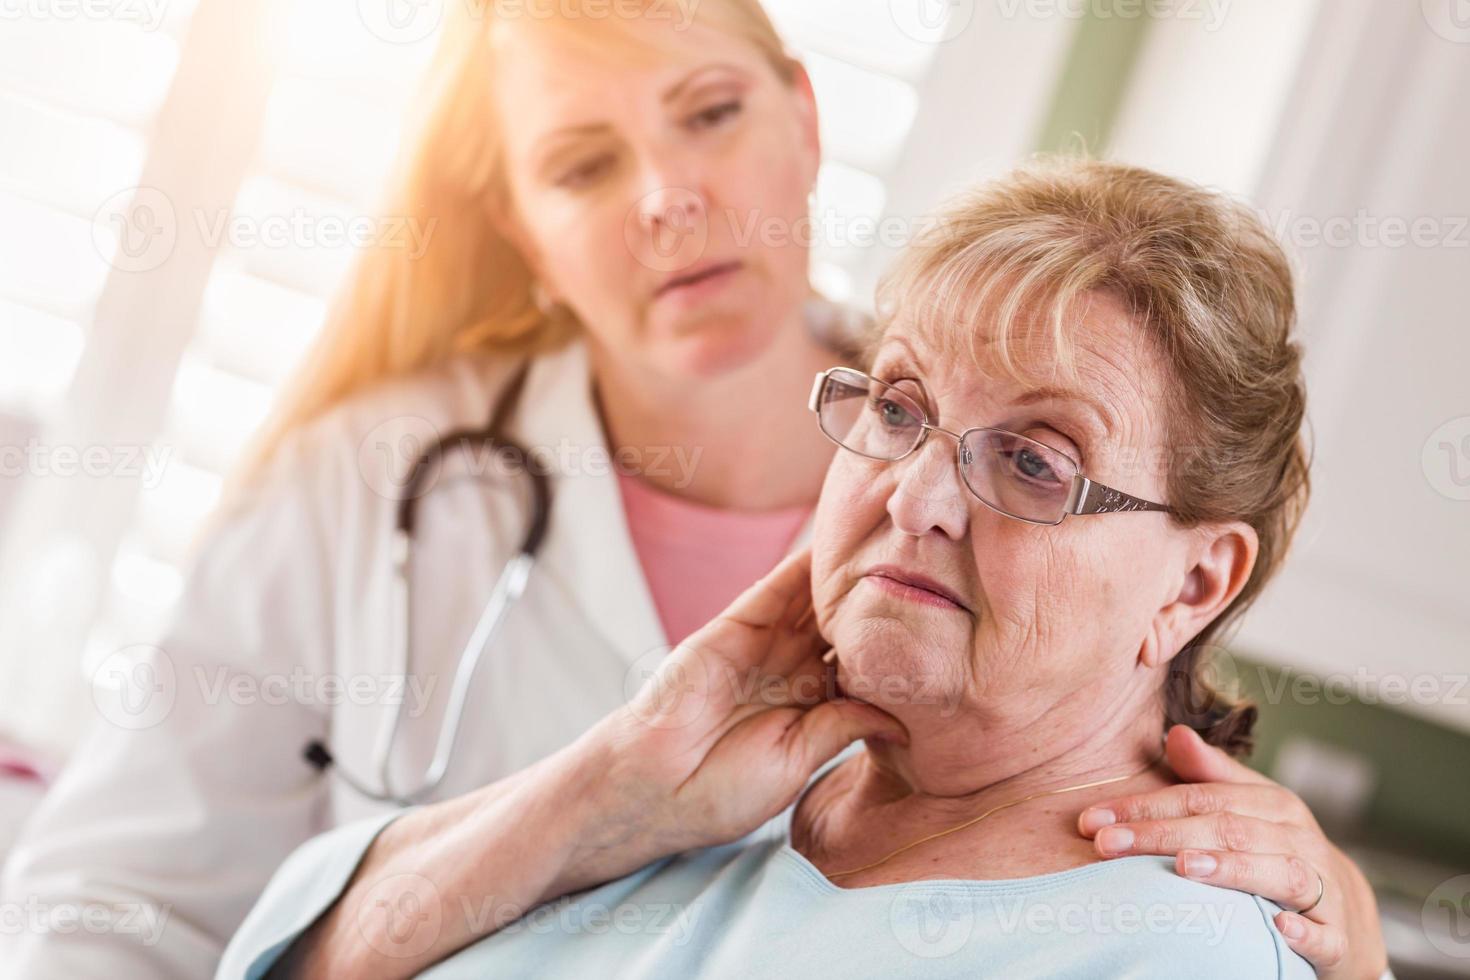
[[221, 159, 1344, 978]]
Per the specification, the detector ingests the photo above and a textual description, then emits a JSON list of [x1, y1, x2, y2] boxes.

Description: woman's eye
[[1013, 447, 1060, 483], [556, 153, 614, 189], [687, 100, 742, 131], [875, 398, 914, 428]]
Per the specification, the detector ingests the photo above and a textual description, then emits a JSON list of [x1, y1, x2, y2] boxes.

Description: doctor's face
[[491, 14, 820, 379], [809, 296, 1201, 743]]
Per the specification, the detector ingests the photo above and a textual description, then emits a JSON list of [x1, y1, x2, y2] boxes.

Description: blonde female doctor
[[1, 1, 1385, 977]]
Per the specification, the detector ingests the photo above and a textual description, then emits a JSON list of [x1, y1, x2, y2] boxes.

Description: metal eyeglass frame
[[808, 367, 1175, 526]]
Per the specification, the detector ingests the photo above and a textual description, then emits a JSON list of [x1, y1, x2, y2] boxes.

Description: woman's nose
[[885, 437, 970, 541], [628, 158, 710, 273], [631, 147, 709, 232]]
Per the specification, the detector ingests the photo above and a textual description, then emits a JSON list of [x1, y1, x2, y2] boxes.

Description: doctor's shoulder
[[213, 346, 544, 529], [172, 345, 561, 617]]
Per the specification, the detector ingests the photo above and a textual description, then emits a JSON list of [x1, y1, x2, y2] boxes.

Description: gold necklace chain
[[825, 748, 1167, 881]]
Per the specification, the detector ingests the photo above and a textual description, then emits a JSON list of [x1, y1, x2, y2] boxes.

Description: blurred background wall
[[0, 0, 1466, 973]]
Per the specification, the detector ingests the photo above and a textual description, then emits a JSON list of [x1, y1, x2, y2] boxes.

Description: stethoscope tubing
[[303, 360, 549, 806]]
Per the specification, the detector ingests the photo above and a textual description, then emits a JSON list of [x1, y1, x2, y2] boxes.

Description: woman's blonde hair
[[872, 156, 1312, 756], [222, 0, 797, 506]]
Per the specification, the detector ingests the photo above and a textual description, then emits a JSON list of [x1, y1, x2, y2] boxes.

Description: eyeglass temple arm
[[1066, 477, 1172, 516], [808, 370, 832, 414]]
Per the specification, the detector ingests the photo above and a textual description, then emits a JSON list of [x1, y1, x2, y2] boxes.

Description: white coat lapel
[[511, 340, 670, 667]]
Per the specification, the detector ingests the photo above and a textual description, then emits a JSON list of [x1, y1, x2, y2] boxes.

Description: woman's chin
[[834, 603, 967, 654], [642, 279, 794, 377], [829, 630, 961, 716], [651, 317, 778, 378]]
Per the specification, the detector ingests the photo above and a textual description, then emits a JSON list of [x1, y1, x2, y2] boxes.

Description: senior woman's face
[[811, 293, 1206, 739]]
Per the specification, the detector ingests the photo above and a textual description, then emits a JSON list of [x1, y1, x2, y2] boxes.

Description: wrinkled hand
[[1077, 725, 1386, 978], [586, 549, 906, 868]]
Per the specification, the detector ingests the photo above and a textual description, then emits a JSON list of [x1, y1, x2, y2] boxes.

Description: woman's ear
[[1139, 522, 1259, 669], [786, 61, 822, 189]]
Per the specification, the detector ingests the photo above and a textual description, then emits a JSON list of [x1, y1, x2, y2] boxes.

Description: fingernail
[[1278, 914, 1305, 940], [1096, 826, 1134, 854], [1181, 852, 1218, 878], [1079, 808, 1117, 834]]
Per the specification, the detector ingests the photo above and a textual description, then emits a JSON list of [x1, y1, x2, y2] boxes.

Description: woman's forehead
[[490, 14, 761, 90], [876, 310, 1102, 382], [490, 21, 766, 163], [873, 301, 1161, 440]]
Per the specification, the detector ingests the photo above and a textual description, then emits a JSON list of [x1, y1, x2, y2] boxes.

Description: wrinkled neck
[[849, 703, 1168, 821]]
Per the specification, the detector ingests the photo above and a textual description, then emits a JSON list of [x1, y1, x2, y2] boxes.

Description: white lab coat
[[0, 337, 816, 978]]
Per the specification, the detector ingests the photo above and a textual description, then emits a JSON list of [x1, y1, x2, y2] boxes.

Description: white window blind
[[94, 2, 434, 670], [0, 11, 185, 417]]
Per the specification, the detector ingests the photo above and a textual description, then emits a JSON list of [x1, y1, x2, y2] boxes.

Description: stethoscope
[[303, 360, 550, 806]]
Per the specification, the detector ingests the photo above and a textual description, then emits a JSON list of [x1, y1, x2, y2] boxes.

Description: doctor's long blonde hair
[[222, 0, 798, 508]]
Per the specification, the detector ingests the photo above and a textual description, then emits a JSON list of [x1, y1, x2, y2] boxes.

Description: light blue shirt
[[218, 790, 1314, 978]]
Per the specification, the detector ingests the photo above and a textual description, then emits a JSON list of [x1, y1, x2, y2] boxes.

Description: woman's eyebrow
[[529, 121, 613, 171], [540, 121, 609, 141], [875, 334, 923, 369], [1012, 387, 1116, 437], [530, 64, 749, 164], [662, 63, 748, 104]]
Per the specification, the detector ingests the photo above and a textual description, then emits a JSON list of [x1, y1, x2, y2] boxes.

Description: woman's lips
[[862, 565, 970, 613], [654, 260, 742, 303]]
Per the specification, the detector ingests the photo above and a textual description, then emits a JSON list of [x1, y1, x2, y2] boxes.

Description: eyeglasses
[[808, 367, 1174, 526]]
